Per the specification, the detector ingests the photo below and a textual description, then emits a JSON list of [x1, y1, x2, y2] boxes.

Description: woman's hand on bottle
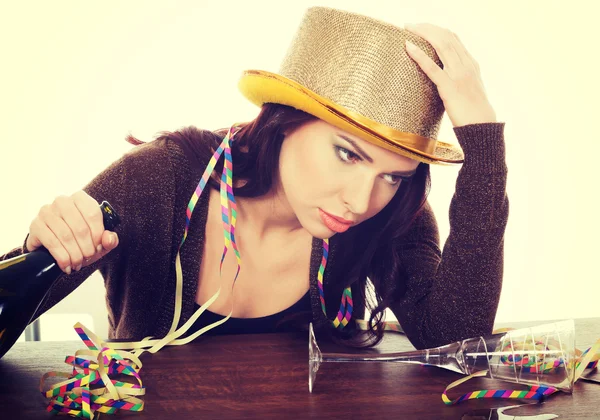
[[26, 190, 119, 275]]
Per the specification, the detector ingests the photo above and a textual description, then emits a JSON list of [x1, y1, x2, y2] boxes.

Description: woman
[[1, 8, 507, 350]]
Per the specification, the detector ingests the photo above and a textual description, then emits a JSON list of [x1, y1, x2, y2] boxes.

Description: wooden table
[[0, 318, 598, 419]]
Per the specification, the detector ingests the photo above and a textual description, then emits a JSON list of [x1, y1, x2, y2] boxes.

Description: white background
[[1, 0, 598, 340]]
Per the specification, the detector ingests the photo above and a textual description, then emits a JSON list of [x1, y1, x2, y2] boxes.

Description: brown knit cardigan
[[1, 122, 508, 350]]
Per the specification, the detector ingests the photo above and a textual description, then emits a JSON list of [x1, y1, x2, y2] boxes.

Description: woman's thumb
[[101, 230, 119, 251], [82, 231, 119, 269]]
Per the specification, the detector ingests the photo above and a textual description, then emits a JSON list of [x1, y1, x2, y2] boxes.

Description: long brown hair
[[127, 103, 430, 347]]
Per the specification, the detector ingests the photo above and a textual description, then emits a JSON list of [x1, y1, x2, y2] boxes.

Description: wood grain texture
[[0, 318, 598, 419]]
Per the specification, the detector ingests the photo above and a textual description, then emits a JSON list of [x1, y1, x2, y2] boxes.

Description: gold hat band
[[240, 70, 463, 164]]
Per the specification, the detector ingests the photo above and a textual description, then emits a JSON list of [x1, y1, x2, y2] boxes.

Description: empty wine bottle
[[0, 200, 120, 359]]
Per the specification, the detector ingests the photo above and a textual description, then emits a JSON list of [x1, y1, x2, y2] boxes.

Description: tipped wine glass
[[308, 320, 576, 393]]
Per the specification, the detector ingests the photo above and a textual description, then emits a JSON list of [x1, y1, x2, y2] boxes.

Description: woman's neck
[[234, 187, 305, 242]]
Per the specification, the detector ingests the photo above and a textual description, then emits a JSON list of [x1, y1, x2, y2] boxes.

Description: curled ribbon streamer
[[356, 320, 599, 405], [40, 323, 144, 419], [318, 238, 353, 329]]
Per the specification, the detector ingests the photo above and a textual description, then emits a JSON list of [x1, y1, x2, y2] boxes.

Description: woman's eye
[[335, 145, 405, 187], [383, 174, 402, 186], [335, 146, 361, 163]]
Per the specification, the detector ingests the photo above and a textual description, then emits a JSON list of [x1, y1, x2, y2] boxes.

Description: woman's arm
[[0, 154, 127, 265], [0, 151, 132, 322], [388, 122, 508, 349], [1, 138, 180, 322]]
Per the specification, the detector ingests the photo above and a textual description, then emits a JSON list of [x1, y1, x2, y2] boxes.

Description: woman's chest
[[195, 244, 312, 317], [194, 192, 314, 318]]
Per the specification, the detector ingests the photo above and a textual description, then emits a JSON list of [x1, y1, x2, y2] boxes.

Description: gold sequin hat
[[238, 6, 464, 165]]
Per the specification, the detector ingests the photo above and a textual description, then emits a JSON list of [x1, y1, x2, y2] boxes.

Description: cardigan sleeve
[[387, 122, 508, 349]]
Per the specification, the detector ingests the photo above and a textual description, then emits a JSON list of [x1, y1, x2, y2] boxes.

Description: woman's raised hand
[[403, 22, 497, 127], [25, 190, 119, 275]]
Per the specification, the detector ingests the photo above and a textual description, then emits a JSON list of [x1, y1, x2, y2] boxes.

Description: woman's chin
[[303, 221, 338, 240], [313, 231, 337, 240], [296, 211, 342, 240]]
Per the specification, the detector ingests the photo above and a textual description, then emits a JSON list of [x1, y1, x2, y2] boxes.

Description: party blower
[[308, 319, 576, 394]]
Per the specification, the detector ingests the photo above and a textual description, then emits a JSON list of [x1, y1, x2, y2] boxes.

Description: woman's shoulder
[[129, 124, 214, 155], [119, 126, 220, 183], [159, 126, 221, 173]]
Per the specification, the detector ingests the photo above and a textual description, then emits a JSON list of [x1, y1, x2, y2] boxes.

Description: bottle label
[[0, 254, 26, 271]]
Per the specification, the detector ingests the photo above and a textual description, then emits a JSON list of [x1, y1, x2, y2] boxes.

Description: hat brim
[[238, 70, 464, 165]]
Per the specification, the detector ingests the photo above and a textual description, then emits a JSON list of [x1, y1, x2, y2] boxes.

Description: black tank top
[[184, 291, 312, 336]]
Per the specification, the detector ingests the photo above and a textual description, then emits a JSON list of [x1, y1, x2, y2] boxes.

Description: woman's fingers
[[72, 190, 105, 254], [28, 215, 74, 273], [405, 38, 448, 87], [403, 22, 496, 126], [450, 31, 480, 73], [25, 190, 120, 275], [82, 230, 119, 269], [50, 195, 94, 269], [101, 229, 119, 252], [405, 23, 463, 71]]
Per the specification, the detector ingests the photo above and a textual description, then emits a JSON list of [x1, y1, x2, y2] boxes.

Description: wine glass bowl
[[308, 320, 576, 394]]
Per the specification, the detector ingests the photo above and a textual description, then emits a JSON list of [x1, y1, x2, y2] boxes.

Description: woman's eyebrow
[[336, 134, 418, 177], [390, 169, 417, 177], [337, 134, 374, 163]]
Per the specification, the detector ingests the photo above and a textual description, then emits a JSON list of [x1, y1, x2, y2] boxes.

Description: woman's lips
[[319, 209, 353, 233]]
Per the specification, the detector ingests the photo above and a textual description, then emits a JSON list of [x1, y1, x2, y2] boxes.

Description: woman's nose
[[341, 175, 375, 216]]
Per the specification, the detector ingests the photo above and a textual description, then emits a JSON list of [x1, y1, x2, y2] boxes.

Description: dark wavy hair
[[127, 103, 431, 348]]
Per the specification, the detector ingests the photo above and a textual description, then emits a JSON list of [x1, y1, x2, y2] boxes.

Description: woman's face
[[278, 119, 420, 239]]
